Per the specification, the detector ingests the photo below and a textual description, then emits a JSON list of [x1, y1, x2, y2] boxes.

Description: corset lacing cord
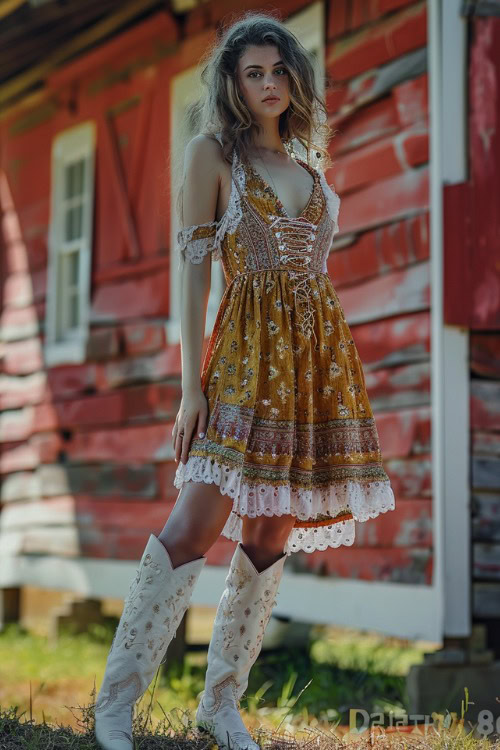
[[270, 216, 319, 344], [291, 273, 318, 344]]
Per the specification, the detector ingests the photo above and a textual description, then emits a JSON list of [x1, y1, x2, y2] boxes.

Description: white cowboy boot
[[196, 543, 286, 750], [94, 533, 206, 750]]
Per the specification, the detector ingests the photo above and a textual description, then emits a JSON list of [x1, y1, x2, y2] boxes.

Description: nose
[[263, 76, 277, 90]]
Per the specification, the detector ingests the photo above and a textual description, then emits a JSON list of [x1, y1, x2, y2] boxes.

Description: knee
[[158, 520, 211, 568], [242, 516, 294, 555]]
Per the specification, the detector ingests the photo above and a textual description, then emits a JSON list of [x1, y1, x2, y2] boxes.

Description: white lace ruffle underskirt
[[173, 455, 396, 555]]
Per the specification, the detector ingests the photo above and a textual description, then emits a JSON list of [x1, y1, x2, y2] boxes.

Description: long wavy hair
[[174, 10, 333, 227]]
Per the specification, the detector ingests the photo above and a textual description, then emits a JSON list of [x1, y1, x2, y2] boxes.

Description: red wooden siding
[[443, 17, 500, 331], [1, 0, 430, 584], [301, 0, 432, 583]]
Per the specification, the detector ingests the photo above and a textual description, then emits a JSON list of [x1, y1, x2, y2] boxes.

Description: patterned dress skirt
[[174, 138, 396, 555]]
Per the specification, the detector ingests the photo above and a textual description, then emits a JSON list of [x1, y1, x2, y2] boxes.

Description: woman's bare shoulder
[[184, 133, 225, 172]]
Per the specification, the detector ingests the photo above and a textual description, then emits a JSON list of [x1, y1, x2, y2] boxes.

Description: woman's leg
[[196, 514, 296, 750], [95, 481, 233, 750], [157, 480, 234, 567], [241, 513, 296, 569]]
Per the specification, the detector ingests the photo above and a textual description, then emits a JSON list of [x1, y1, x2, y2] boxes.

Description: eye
[[248, 71, 262, 78], [275, 68, 288, 75]]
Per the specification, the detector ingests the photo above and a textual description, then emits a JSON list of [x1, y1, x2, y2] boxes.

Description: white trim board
[[0, 554, 442, 641], [427, 0, 471, 637], [440, 0, 471, 636]]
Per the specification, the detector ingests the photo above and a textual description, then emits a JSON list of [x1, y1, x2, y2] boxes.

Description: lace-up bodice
[[174, 133, 396, 555]]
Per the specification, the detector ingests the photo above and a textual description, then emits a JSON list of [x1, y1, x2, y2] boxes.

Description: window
[[285, 2, 325, 95], [45, 121, 96, 366], [167, 66, 225, 344]]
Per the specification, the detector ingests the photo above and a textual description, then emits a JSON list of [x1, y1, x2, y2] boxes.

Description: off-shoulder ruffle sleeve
[[177, 220, 221, 264]]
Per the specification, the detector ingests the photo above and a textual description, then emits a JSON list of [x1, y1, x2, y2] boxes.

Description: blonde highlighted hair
[[175, 10, 334, 225]]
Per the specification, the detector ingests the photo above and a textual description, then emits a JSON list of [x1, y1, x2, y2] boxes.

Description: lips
[[262, 96, 279, 102]]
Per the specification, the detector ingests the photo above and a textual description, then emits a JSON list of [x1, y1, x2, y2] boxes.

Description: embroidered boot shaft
[[196, 543, 286, 750], [94, 534, 206, 750]]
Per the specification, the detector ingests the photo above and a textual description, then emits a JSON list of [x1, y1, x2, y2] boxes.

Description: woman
[[94, 11, 396, 750]]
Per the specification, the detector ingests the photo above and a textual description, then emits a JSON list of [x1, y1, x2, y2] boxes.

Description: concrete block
[[407, 661, 500, 729]]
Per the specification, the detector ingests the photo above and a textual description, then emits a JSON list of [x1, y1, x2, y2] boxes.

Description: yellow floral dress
[[174, 134, 395, 555]]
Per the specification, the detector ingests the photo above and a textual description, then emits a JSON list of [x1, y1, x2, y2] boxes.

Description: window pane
[[65, 204, 83, 241], [65, 160, 85, 199], [68, 291, 79, 329], [68, 251, 79, 285]]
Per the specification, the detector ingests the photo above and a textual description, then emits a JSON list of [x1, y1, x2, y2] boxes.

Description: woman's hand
[[172, 388, 208, 465]]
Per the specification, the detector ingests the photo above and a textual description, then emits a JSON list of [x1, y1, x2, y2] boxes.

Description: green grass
[[0, 622, 498, 748]]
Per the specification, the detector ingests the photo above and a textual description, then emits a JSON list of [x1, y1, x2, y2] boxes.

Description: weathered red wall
[[300, 0, 433, 583], [1, 0, 432, 583], [444, 17, 500, 331]]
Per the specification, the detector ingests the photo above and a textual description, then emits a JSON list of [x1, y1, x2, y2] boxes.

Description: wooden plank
[[91, 268, 170, 321], [27, 383, 181, 433], [330, 47, 427, 123], [37, 463, 157, 499], [329, 74, 428, 156], [122, 321, 167, 355], [0, 431, 62, 474], [385, 454, 432, 498], [0, 527, 80, 557], [326, 1, 427, 81], [99, 344, 183, 389], [472, 457, 500, 491], [92, 255, 169, 284], [337, 261, 430, 325], [470, 332, 500, 378], [1, 470, 40, 502], [0, 2, 175, 111], [0, 305, 41, 342], [376, 405, 430, 458], [473, 543, 500, 580], [353, 498, 433, 547], [470, 380, 500, 431], [297, 545, 433, 584], [329, 213, 429, 288], [472, 431, 500, 457], [331, 94, 400, 156], [0, 496, 172, 532], [98, 112, 141, 260], [0, 372, 46, 410], [332, 167, 429, 236], [351, 310, 430, 370], [0, 405, 36, 443], [65, 423, 176, 463], [1, 338, 43, 375], [473, 582, 500, 617], [364, 360, 430, 410], [0, 442, 39, 474], [471, 491, 500, 543], [39, 363, 99, 399], [333, 126, 428, 195], [326, 0, 349, 39]]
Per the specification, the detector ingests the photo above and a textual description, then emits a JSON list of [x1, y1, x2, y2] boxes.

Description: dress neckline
[[242, 157, 318, 222]]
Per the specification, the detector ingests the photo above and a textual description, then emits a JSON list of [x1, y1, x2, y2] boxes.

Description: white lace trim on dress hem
[[174, 454, 396, 555]]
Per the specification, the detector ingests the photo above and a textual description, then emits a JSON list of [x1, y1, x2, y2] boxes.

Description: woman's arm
[[174, 134, 222, 463]]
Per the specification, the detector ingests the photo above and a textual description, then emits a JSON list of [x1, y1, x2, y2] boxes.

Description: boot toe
[[196, 700, 260, 750], [95, 705, 134, 750], [95, 726, 134, 750]]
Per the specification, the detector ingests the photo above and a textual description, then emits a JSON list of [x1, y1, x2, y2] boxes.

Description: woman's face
[[236, 44, 290, 121]]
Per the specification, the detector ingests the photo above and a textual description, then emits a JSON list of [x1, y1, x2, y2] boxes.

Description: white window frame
[[285, 1, 325, 94], [45, 120, 96, 366], [167, 66, 226, 344]]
